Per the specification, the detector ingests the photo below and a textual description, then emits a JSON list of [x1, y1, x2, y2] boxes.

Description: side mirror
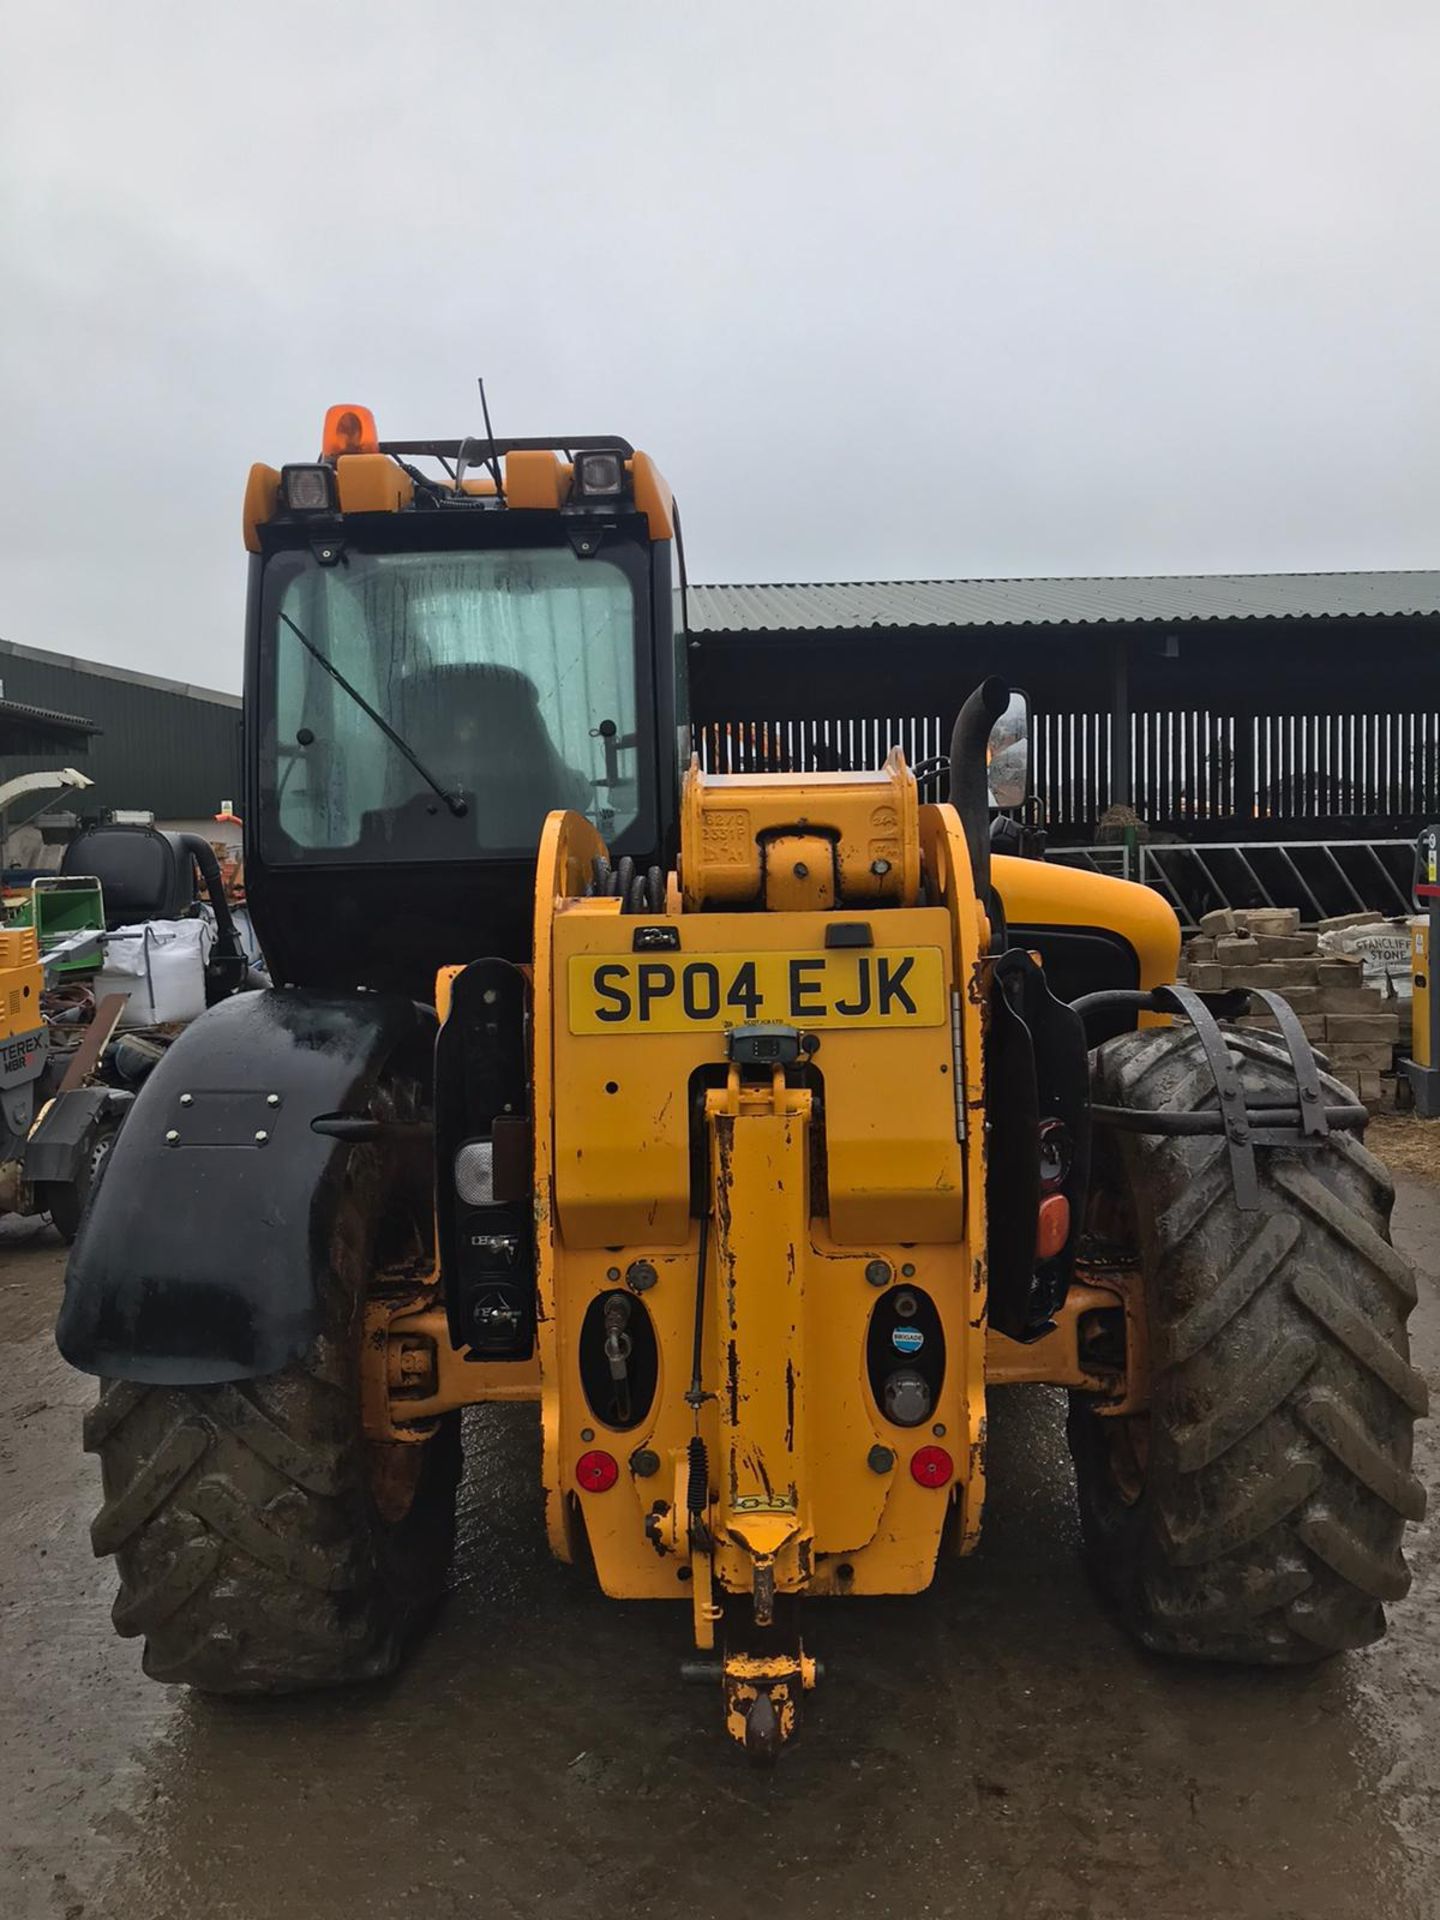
[[986, 691, 1030, 810]]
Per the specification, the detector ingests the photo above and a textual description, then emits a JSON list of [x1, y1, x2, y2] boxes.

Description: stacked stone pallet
[[1179, 906, 1399, 1109]]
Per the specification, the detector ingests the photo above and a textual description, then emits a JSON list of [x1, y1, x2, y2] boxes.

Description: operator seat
[[62, 825, 195, 928], [360, 662, 594, 852]]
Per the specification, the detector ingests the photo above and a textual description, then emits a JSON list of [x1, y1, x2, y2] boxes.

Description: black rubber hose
[[948, 676, 1011, 908], [174, 832, 244, 973]]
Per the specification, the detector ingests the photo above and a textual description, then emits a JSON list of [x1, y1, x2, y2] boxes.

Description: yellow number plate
[[567, 947, 946, 1034]]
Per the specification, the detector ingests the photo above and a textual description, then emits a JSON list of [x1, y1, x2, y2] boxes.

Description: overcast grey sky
[[2, 2, 1436, 690]]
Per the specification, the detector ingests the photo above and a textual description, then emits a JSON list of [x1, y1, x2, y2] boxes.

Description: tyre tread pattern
[[86, 1363, 456, 1692], [84, 1129, 459, 1694], [1071, 1024, 1424, 1665]]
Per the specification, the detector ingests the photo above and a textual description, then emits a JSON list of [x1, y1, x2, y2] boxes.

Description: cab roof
[[244, 409, 673, 552]]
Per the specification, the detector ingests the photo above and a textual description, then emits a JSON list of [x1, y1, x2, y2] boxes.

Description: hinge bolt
[[164, 1129, 180, 1145], [254, 1130, 269, 1145], [267, 1093, 281, 1108], [179, 1093, 193, 1108]]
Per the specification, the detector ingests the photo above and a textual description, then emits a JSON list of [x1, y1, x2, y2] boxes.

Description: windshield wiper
[[278, 611, 468, 819]]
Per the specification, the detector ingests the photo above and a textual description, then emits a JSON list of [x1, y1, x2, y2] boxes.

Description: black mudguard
[[56, 989, 434, 1384], [25, 1085, 133, 1186]]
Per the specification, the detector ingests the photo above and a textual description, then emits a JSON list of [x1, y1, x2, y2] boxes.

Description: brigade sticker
[[891, 1325, 925, 1355]]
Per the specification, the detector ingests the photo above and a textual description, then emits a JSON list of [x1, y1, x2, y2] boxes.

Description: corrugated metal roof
[[0, 697, 98, 736], [0, 636, 240, 708], [685, 570, 1440, 633]]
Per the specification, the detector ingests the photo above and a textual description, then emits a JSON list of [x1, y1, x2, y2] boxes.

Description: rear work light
[[280, 464, 336, 512], [572, 449, 626, 498], [322, 404, 379, 459], [454, 1139, 495, 1208]]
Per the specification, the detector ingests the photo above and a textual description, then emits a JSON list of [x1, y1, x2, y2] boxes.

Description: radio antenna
[[477, 377, 506, 501]]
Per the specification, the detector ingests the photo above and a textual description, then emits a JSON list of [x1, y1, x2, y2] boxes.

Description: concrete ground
[[3, 1157, 1439, 1920]]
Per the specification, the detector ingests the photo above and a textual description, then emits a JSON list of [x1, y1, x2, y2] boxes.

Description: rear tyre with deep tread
[[1069, 1024, 1426, 1665], [85, 1137, 460, 1693]]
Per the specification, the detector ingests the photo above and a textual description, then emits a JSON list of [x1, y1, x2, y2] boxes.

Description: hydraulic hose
[[948, 676, 1011, 910], [174, 832, 245, 984]]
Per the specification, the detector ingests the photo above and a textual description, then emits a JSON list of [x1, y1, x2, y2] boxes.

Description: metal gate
[[1054, 839, 1414, 930]]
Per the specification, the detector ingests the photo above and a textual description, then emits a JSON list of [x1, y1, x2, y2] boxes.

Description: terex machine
[[59, 409, 1424, 1756]]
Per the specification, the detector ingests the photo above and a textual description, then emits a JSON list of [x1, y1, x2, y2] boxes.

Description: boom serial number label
[[566, 948, 945, 1033]]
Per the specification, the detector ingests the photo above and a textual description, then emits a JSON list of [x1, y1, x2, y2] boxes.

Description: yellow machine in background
[[0, 921, 129, 1237], [0, 924, 48, 1167]]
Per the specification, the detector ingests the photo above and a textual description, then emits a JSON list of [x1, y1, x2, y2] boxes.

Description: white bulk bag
[[95, 917, 213, 1027]]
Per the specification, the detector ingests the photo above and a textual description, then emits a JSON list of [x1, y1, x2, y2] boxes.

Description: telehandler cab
[[59, 409, 1424, 1757]]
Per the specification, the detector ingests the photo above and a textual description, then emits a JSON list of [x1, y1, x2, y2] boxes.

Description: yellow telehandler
[[59, 410, 1424, 1756]]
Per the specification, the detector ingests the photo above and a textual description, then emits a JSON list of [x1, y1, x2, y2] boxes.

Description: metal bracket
[[361, 1289, 539, 1444], [1082, 1266, 1150, 1420], [1248, 987, 1329, 1138], [1075, 983, 1367, 1214], [722, 1647, 820, 1761], [1150, 982, 1260, 1209]]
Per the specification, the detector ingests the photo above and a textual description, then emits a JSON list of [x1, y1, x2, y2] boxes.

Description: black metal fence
[[694, 705, 1440, 844], [694, 715, 949, 781]]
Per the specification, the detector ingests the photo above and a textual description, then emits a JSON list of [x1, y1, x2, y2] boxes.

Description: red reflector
[[576, 1450, 619, 1493], [910, 1444, 953, 1488], [1036, 1192, 1070, 1261]]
